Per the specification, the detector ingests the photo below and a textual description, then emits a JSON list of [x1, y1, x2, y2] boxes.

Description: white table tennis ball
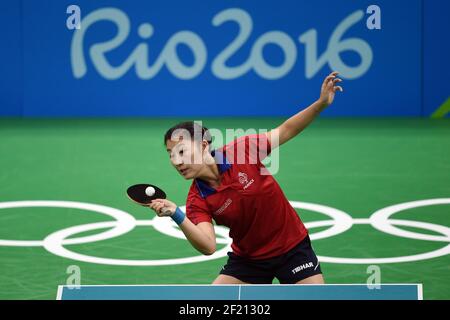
[[145, 186, 156, 197]]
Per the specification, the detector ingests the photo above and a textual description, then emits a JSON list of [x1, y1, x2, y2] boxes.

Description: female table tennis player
[[149, 72, 343, 284]]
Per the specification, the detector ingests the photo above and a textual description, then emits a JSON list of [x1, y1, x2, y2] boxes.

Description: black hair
[[164, 121, 212, 146]]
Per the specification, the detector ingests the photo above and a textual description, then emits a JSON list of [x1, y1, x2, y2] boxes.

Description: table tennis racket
[[126, 183, 166, 206], [126, 184, 172, 215]]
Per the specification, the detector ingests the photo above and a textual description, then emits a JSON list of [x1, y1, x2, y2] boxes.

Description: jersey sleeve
[[186, 190, 213, 225], [223, 133, 272, 166]]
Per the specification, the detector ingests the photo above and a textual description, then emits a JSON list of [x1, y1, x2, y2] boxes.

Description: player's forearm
[[178, 219, 216, 255], [280, 100, 327, 141]]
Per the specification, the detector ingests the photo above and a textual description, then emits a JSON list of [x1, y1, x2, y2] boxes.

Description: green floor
[[0, 118, 449, 299]]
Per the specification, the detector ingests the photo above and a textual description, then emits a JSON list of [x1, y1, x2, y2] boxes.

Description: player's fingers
[[323, 75, 335, 85], [328, 71, 339, 78], [155, 207, 165, 216], [334, 86, 344, 92], [333, 78, 343, 84], [323, 73, 336, 83], [160, 208, 172, 217], [152, 200, 161, 206], [327, 79, 334, 88], [156, 202, 167, 212], [153, 200, 167, 208], [159, 204, 168, 213], [324, 72, 339, 82], [161, 207, 172, 214], [150, 202, 163, 209]]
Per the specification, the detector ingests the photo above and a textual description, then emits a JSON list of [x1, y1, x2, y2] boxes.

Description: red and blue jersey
[[186, 133, 308, 260]]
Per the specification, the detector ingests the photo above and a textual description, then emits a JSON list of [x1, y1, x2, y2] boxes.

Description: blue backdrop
[[0, 0, 448, 117]]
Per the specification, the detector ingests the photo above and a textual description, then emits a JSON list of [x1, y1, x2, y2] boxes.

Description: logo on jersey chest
[[238, 172, 255, 190]]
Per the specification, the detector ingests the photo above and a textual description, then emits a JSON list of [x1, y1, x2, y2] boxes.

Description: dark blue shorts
[[219, 235, 322, 284]]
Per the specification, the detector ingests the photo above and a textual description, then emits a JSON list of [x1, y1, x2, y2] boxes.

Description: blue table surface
[[57, 284, 422, 300]]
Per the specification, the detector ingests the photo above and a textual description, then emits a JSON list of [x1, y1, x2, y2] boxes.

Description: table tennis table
[[57, 284, 423, 300]]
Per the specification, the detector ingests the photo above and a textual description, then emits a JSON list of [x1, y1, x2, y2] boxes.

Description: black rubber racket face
[[126, 184, 166, 206]]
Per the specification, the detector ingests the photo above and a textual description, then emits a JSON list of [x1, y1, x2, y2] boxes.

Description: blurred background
[[0, 0, 449, 299]]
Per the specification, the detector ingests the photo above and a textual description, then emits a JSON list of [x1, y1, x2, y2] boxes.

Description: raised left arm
[[266, 71, 343, 149]]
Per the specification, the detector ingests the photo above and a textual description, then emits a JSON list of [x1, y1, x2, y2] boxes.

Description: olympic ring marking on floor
[[0, 201, 135, 247], [370, 199, 450, 242], [0, 199, 449, 265], [290, 199, 450, 264], [43, 219, 232, 266]]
